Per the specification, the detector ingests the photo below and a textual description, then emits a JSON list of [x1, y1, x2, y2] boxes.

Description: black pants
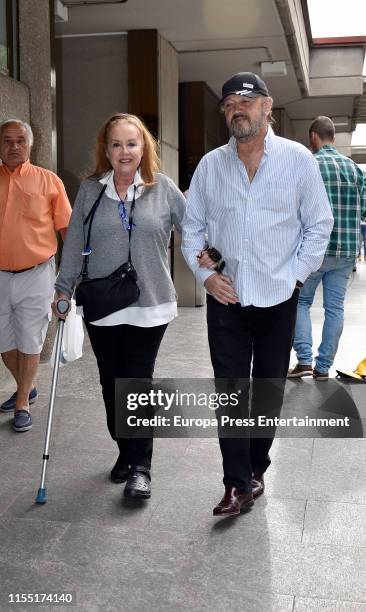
[[207, 291, 299, 491], [85, 321, 168, 468]]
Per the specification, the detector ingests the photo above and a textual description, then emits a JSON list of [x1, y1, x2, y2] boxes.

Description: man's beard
[[230, 112, 265, 143]]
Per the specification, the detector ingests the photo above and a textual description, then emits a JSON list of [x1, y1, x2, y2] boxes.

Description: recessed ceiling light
[[260, 61, 287, 77]]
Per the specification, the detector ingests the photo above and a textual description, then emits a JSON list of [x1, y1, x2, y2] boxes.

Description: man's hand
[[204, 273, 238, 305]]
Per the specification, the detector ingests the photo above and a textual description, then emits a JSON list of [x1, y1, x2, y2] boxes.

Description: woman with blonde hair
[[54, 113, 186, 500]]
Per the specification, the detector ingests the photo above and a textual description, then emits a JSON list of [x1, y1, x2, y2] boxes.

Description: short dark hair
[[309, 116, 335, 141]]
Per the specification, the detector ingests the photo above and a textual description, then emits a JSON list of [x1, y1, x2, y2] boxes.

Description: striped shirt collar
[[99, 169, 144, 201], [228, 125, 273, 157]]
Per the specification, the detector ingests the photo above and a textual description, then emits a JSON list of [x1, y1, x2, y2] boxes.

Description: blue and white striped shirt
[[182, 127, 334, 307]]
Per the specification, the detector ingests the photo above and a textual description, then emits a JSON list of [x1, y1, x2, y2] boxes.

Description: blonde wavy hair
[[90, 113, 160, 186]]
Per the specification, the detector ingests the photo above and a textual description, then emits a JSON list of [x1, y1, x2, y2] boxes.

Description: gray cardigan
[[55, 173, 186, 307]]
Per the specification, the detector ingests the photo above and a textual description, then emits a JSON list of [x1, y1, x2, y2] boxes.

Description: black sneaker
[[313, 368, 329, 381], [287, 364, 313, 378], [124, 466, 151, 499]]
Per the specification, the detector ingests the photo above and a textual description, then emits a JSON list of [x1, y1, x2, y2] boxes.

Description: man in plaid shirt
[[289, 116, 366, 380]]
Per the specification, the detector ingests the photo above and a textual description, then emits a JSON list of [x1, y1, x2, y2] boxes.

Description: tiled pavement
[[0, 264, 365, 612]]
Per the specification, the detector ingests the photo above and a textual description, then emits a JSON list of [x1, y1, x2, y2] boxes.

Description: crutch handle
[[55, 298, 71, 317]]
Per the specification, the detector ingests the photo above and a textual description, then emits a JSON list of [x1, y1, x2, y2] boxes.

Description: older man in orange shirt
[[0, 119, 72, 432]]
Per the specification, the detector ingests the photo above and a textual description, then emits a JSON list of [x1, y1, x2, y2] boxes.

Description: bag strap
[[81, 183, 137, 279], [81, 184, 107, 280], [127, 186, 137, 264]]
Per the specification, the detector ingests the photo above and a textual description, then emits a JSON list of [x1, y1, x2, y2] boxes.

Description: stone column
[[18, 0, 56, 171], [0, 74, 30, 123], [158, 35, 179, 184], [128, 29, 179, 180], [128, 30, 197, 304], [18, 0, 57, 360]]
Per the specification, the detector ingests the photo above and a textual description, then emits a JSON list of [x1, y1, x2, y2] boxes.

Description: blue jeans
[[359, 225, 366, 257], [293, 256, 354, 373]]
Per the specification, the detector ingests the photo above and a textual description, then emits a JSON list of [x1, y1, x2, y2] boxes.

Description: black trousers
[[207, 291, 299, 491], [85, 321, 167, 468]]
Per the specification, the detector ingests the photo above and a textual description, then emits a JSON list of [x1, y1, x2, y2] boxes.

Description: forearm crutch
[[35, 299, 71, 504]]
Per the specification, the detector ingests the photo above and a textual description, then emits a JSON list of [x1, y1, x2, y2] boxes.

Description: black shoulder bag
[[75, 184, 140, 322]]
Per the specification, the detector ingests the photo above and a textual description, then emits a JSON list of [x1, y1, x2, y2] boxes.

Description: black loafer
[[110, 455, 130, 483], [124, 466, 151, 499]]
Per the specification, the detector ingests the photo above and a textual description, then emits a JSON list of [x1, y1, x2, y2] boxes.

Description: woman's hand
[[197, 250, 217, 269], [197, 246, 223, 270], [52, 293, 71, 320]]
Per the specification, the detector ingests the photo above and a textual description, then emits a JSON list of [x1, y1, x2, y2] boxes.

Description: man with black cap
[[182, 72, 333, 517]]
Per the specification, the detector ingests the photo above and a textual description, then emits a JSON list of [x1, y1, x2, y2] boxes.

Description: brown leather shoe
[[287, 363, 313, 378], [251, 473, 265, 499], [213, 486, 254, 517]]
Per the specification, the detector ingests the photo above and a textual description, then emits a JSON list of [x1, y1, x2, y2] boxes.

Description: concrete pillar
[[18, 0, 56, 171], [128, 30, 196, 304], [17, 0, 57, 360], [128, 29, 179, 179], [158, 35, 179, 183], [55, 33, 128, 201], [0, 75, 30, 123]]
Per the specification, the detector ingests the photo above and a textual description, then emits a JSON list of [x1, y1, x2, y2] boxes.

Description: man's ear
[[309, 131, 318, 151], [263, 96, 273, 117]]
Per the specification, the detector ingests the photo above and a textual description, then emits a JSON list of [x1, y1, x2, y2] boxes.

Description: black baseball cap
[[221, 72, 269, 103]]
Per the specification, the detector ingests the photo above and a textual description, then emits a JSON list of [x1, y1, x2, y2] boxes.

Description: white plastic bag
[[50, 299, 84, 366]]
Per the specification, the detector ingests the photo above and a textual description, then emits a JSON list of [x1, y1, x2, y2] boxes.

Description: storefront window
[[0, 0, 7, 74], [0, 0, 18, 78]]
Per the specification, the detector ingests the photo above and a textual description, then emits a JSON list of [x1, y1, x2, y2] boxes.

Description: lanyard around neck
[[81, 184, 137, 279], [118, 185, 137, 232]]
